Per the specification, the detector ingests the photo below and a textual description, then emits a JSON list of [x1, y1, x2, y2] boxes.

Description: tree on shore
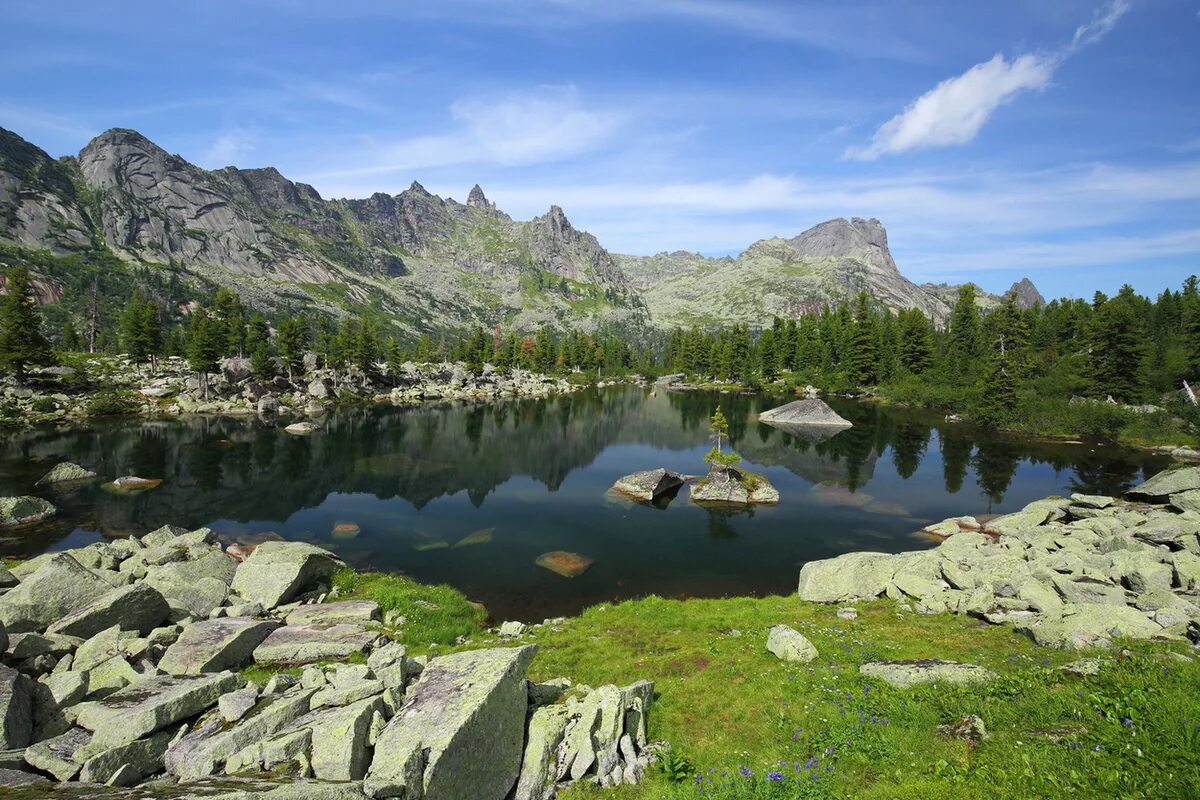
[[120, 291, 162, 372], [0, 266, 54, 379], [186, 309, 223, 400]]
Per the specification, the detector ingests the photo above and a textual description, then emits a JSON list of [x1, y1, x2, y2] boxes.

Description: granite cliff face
[[1, 125, 1037, 335]]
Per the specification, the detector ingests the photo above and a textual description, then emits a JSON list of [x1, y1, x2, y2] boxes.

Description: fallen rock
[[253, 623, 374, 664], [35, 463, 98, 486], [0, 496, 57, 527], [75, 672, 241, 745], [859, 660, 996, 689], [46, 582, 170, 639], [285, 600, 380, 627], [610, 469, 685, 503], [159, 617, 280, 675], [766, 625, 818, 663], [365, 645, 536, 800], [231, 542, 345, 609], [0, 553, 111, 633]]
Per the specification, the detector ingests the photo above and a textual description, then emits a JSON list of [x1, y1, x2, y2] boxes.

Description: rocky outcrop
[[1007, 277, 1045, 309], [0, 496, 56, 527], [797, 487, 1200, 650], [758, 399, 852, 432], [0, 523, 654, 797], [610, 468, 686, 503], [689, 465, 779, 506]]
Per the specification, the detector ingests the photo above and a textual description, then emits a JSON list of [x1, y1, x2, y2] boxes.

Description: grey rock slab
[[0, 665, 33, 750], [0, 496, 57, 527], [1022, 603, 1163, 649], [253, 623, 374, 664], [0, 552, 111, 633], [1170, 490, 1200, 515], [219, 686, 260, 723], [1070, 493, 1115, 509], [610, 469, 685, 502], [285, 600, 380, 627], [1130, 466, 1200, 500], [512, 703, 570, 800], [75, 726, 174, 784], [75, 671, 241, 744], [23, 725, 91, 781], [141, 524, 189, 548], [1051, 574, 1128, 606], [758, 399, 852, 427], [311, 679, 383, 709], [766, 625, 818, 663], [859, 660, 996, 689], [798, 551, 895, 602], [35, 462, 98, 486], [159, 617, 280, 675], [46, 581, 170, 639], [164, 687, 315, 779], [0, 767, 48, 786], [305, 694, 385, 780], [231, 542, 345, 610], [365, 645, 537, 800]]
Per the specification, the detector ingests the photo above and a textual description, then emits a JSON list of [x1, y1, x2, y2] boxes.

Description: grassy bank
[[333, 570, 1200, 799]]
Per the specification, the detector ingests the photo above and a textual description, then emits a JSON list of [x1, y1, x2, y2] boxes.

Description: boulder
[[164, 688, 315, 779], [798, 551, 895, 603], [1170, 490, 1200, 514], [512, 704, 570, 800], [0, 665, 33, 749], [610, 469, 685, 503], [300, 694, 385, 780], [219, 687, 259, 723], [75, 672, 241, 745], [46, 582, 170, 639], [689, 466, 748, 504], [1021, 603, 1163, 649], [23, 725, 91, 781], [758, 399, 852, 428], [0, 496, 56, 527], [253, 623, 374, 664], [35, 462, 98, 486], [285, 421, 318, 435], [766, 625, 818, 663], [0, 553, 110, 632], [0, 768, 47, 787], [365, 645, 537, 800], [859, 660, 996, 689], [75, 727, 175, 784], [1129, 466, 1200, 500], [158, 617, 280, 675], [285, 600, 381, 627], [101, 476, 162, 494], [231, 542, 345, 609], [534, 551, 594, 578]]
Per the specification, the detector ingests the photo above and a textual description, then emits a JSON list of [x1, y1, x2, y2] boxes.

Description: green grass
[[329, 568, 487, 648], [429, 592, 1200, 799]]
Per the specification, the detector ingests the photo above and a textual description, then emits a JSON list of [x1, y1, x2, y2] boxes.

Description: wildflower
[[768, 772, 784, 781], [1122, 718, 1134, 728], [739, 766, 752, 777], [1092, 744, 1102, 752]]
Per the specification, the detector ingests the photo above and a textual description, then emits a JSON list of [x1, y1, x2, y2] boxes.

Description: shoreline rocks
[[797, 479, 1200, 650]]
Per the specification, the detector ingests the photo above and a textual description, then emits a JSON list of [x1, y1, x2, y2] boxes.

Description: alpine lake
[[0, 387, 1171, 621]]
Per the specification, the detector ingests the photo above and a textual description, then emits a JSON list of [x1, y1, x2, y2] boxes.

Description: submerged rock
[[535, 551, 594, 578], [0, 496, 57, 527], [284, 422, 318, 435], [101, 476, 162, 494], [611, 469, 686, 503]]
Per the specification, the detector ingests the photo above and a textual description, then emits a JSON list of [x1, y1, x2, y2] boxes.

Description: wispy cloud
[[847, 0, 1131, 159], [309, 85, 626, 185], [201, 130, 257, 168]]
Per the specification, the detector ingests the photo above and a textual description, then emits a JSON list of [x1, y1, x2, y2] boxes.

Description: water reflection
[[0, 387, 1168, 619]]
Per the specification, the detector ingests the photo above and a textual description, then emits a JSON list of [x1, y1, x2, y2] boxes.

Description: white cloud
[[848, 0, 1131, 159], [310, 85, 624, 183], [202, 130, 257, 168]]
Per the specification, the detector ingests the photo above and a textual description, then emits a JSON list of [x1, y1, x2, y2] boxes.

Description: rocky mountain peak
[[467, 184, 493, 209], [1008, 277, 1045, 309]]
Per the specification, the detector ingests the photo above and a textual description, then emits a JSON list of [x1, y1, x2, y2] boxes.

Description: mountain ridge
[[0, 125, 1039, 338]]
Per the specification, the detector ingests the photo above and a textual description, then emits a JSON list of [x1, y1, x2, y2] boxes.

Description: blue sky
[[3, 0, 1198, 299]]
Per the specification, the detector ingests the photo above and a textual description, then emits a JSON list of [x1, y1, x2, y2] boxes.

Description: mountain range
[[0, 126, 1042, 338]]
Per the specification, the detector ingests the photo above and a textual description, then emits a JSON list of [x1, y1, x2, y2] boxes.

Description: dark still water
[[0, 388, 1170, 621]]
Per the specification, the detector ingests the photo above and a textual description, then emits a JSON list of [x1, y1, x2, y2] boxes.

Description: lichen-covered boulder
[[46, 582, 170, 639], [797, 551, 895, 603], [253, 623, 374, 664], [231, 542, 345, 609], [158, 617, 280, 675], [859, 660, 996, 689], [75, 672, 241, 745], [365, 645, 536, 800], [512, 704, 570, 800], [285, 600, 380, 627], [0, 553, 110, 633], [610, 469, 685, 502], [1129, 466, 1200, 500], [766, 625, 818, 663], [34, 463, 98, 486], [0, 496, 57, 527], [0, 665, 33, 749]]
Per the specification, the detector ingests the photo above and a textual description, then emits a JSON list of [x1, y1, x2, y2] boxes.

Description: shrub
[[86, 390, 137, 416]]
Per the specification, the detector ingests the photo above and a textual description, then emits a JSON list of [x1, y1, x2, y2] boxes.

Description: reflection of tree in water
[[703, 505, 753, 540], [464, 405, 486, 451], [189, 440, 224, 492], [1069, 458, 1144, 497], [281, 436, 311, 483], [973, 439, 1021, 508], [891, 424, 930, 479], [939, 427, 974, 494]]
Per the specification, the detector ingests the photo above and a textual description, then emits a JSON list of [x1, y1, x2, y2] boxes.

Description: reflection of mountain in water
[[0, 387, 1163, 553]]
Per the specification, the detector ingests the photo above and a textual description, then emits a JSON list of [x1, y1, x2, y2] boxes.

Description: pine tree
[[186, 309, 224, 400], [211, 287, 246, 357], [947, 284, 982, 379], [844, 291, 880, 386], [1088, 287, 1149, 402], [277, 315, 309, 382], [121, 291, 161, 370], [385, 337, 404, 383], [61, 319, 81, 352], [246, 313, 270, 354], [250, 342, 275, 380], [0, 267, 54, 379], [704, 405, 741, 467], [896, 308, 934, 374]]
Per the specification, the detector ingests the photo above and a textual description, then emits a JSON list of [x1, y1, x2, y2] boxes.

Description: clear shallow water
[[0, 388, 1169, 620]]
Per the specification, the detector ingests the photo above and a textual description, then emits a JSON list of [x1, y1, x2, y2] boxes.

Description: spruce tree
[[276, 315, 309, 382], [947, 284, 982, 379], [844, 291, 880, 386], [0, 266, 54, 379], [1088, 287, 1149, 402], [250, 342, 275, 380], [897, 308, 934, 374], [61, 319, 81, 352], [186, 309, 223, 400]]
